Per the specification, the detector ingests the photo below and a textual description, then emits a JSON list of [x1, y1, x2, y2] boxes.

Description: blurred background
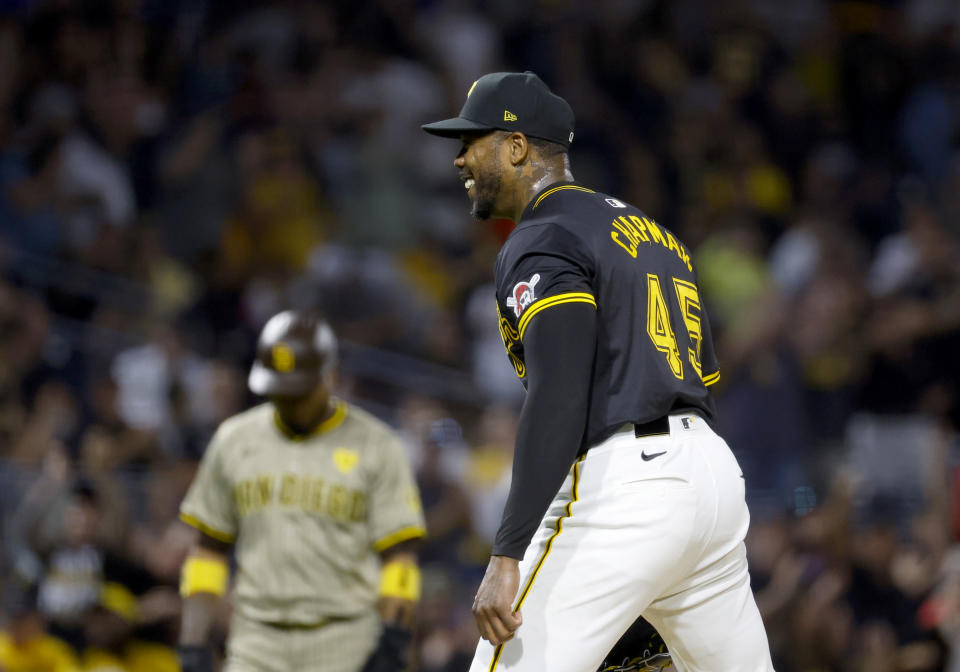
[[0, 0, 959, 670]]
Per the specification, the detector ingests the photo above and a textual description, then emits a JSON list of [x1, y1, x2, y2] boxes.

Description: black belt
[[633, 415, 670, 438], [259, 614, 358, 630], [260, 619, 331, 630]]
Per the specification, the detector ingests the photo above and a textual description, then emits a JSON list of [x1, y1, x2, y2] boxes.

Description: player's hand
[[361, 624, 413, 672], [473, 555, 522, 647], [378, 595, 416, 627]]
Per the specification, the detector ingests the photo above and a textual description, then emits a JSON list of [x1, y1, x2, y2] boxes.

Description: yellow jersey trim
[[179, 512, 236, 544], [273, 401, 348, 441], [373, 525, 427, 553], [702, 370, 720, 386], [489, 455, 586, 671], [518, 293, 596, 342], [532, 185, 596, 209]]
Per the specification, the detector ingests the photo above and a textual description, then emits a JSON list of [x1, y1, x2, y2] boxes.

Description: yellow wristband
[[379, 561, 421, 602], [180, 556, 229, 597]]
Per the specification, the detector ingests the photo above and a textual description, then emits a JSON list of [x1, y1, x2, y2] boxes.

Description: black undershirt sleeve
[[491, 300, 597, 559]]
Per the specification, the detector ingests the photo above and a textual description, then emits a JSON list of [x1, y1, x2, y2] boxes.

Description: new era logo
[[504, 110, 518, 122]]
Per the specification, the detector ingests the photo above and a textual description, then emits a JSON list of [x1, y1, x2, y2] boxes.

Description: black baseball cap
[[422, 71, 575, 148]]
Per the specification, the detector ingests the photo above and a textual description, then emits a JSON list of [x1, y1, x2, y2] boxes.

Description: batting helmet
[[248, 310, 338, 397]]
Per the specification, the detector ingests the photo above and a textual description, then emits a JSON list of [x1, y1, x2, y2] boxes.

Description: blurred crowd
[[0, 0, 959, 670]]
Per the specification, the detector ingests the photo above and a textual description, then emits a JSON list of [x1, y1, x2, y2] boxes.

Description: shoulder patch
[[506, 273, 540, 317]]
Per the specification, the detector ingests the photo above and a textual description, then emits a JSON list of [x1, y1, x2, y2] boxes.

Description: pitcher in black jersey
[[424, 72, 774, 672]]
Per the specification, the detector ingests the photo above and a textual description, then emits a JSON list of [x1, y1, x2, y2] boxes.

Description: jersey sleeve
[[179, 425, 238, 543], [497, 225, 597, 342], [368, 431, 427, 552]]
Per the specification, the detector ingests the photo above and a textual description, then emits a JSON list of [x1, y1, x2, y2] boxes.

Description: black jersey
[[494, 182, 720, 448]]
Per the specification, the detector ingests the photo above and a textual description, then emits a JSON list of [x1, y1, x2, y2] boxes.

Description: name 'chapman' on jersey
[[493, 184, 721, 448]]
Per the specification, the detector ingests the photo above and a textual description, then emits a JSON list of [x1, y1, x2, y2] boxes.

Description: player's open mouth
[[464, 178, 475, 190]]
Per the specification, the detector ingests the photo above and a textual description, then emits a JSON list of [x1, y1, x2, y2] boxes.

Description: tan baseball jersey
[[180, 400, 426, 625]]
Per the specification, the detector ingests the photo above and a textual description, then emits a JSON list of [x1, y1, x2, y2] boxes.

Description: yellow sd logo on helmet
[[271, 343, 296, 372]]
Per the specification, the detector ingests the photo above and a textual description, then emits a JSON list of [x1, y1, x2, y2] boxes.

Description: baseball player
[[176, 310, 426, 672], [422, 71, 775, 671]]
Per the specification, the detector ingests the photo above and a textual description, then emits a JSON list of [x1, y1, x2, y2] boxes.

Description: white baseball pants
[[469, 413, 775, 672]]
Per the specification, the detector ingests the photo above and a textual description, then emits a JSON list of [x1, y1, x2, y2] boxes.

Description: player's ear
[[507, 132, 529, 166]]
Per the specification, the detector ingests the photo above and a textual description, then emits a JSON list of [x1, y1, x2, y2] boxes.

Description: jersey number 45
[[646, 273, 703, 382]]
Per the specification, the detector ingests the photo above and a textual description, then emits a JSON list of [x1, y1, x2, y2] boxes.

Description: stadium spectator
[[0, 2, 957, 670]]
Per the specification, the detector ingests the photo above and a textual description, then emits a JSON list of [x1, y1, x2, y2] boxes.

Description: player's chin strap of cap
[[180, 555, 229, 598], [379, 558, 421, 602]]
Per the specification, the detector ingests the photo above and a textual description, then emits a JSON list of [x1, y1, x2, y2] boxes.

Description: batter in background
[[423, 72, 775, 672], [176, 310, 426, 672]]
